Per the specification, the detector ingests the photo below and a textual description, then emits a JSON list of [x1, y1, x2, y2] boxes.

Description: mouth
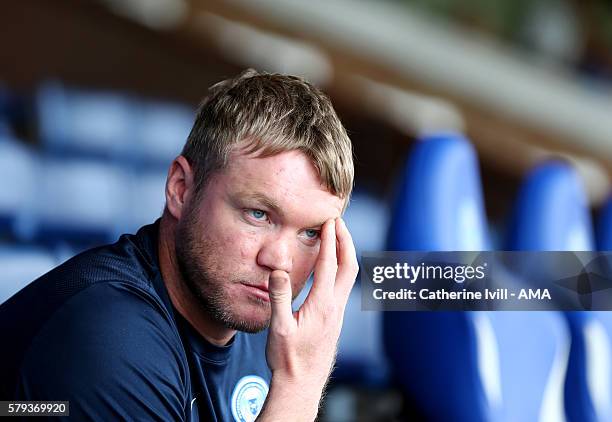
[[240, 282, 270, 302]]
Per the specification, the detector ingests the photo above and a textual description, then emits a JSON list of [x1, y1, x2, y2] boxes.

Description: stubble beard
[[174, 207, 271, 334]]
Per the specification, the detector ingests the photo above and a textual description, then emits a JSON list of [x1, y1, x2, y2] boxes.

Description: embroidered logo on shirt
[[231, 375, 269, 422]]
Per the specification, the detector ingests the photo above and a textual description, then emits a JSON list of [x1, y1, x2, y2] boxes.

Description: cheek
[[230, 228, 262, 260], [202, 219, 260, 263], [291, 247, 320, 281], [303, 243, 321, 268]]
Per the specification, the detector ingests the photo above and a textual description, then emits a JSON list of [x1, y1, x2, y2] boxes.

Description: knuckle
[[319, 303, 337, 321], [269, 290, 291, 303]]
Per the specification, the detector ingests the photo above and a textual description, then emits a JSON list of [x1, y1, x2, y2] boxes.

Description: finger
[[334, 218, 359, 303], [308, 219, 338, 303], [268, 270, 294, 331]]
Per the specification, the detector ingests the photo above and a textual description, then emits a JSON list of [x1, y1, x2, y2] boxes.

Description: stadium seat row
[[337, 133, 612, 422]]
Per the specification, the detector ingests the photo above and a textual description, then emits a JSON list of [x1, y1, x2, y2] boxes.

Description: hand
[[259, 218, 359, 421]]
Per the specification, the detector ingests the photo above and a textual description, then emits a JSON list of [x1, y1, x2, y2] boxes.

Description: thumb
[[268, 270, 294, 329]]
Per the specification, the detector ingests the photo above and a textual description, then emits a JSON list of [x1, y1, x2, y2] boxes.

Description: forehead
[[218, 148, 344, 222]]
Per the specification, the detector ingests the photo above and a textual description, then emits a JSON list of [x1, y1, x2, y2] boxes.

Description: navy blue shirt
[[0, 222, 271, 421]]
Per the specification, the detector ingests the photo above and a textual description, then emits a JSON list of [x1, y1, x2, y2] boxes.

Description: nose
[[256, 231, 293, 274]]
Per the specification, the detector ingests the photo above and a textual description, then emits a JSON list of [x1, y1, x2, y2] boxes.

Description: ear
[[165, 155, 195, 220]]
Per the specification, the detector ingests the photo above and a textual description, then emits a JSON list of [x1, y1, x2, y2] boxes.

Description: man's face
[[175, 147, 344, 333]]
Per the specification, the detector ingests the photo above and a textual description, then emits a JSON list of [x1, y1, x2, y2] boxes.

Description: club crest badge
[[231, 375, 269, 422]]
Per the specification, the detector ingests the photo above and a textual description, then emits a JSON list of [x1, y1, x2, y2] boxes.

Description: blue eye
[[248, 209, 267, 220], [304, 229, 319, 239]]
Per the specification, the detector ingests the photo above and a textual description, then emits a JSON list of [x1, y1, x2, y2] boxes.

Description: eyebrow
[[236, 191, 330, 228], [236, 191, 285, 218]]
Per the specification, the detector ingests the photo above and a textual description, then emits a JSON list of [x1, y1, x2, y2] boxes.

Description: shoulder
[[29, 280, 181, 352], [16, 281, 190, 420]]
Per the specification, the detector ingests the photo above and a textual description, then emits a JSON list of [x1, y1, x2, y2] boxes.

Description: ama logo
[[231, 375, 269, 422], [518, 289, 551, 300]]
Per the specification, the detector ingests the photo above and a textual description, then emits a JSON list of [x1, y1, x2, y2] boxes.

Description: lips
[[240, 282, 270, 301], [245, 283, 268, 292]]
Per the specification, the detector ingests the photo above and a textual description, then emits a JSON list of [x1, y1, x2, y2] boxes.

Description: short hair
[[181, 69, 354, 204]]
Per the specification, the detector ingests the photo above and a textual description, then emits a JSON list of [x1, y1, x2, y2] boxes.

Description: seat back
[[508, 161, 608, 422], [135, 101, 193, 167], [28, 158, 127, 246], [0, 246, 56, 305], [37, 82, 135, 160], [0, 136, 36, 238], [384, 133, 495, 422]]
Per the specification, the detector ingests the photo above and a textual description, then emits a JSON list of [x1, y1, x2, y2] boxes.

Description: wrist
[[257, 373, 325, 421]]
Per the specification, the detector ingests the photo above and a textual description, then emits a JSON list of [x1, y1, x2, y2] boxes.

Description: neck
[[158, 214, 236, 346]]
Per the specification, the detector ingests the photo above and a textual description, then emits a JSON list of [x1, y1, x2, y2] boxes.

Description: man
[[0, 69, 358, 421]]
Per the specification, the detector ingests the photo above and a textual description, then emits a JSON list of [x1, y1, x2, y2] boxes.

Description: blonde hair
[[181, 69, 354, 202]]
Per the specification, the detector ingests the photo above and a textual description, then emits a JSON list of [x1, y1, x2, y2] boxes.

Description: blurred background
[[2, 0, 612, 421]]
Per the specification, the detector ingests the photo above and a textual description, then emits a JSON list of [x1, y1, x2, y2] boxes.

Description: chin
[[224, 300, 271, 333]]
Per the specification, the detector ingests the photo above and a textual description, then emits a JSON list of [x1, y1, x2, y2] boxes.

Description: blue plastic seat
[[0, 246, 56, 305], [597, 198, 612, 251], [384, 133, 498, 421], [36, 82, 135, 160], [508, 162, 594, 252], [592, 191, 612, 421], [0, 136, 37, 238], [508, 161, 611, 422], [135, 101, 194, 167], [27, 158, 127, 246]]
